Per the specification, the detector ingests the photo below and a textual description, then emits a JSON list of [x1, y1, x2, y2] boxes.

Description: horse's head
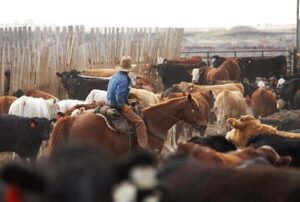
[[183, 94, 207, 135]]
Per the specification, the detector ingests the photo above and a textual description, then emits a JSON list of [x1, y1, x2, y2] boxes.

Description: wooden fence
[[0, 26, 184, 98]]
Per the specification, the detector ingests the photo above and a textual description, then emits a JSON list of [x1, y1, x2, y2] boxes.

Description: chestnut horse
[[46, 94, 205, 156]]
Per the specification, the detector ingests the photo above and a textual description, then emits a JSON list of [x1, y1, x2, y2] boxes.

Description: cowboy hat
[[116, 56, 136, 72]]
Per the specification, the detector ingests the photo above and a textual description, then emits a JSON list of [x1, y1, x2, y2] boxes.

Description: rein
[[150, 107, 181, 122], [136, 97, 201, 146]]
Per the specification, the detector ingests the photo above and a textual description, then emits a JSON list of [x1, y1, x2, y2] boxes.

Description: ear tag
[[31, 122, 37, 128]]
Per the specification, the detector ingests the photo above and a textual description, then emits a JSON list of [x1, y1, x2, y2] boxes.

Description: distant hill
[[182, 25, 296, 51]]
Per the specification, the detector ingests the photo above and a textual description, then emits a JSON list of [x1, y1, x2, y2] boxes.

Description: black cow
[[240, 55, 287, 83], [247, 134, 300, 167], [1, 142, 158, 202], [56, 70, 109, 100], [259, 118, 300, 131], [0, 113, 53, 160], [211, 55, 227, 67], [188, 135, 237, 152], [154, 62, 206, 90], [276, 78, 300, 109]]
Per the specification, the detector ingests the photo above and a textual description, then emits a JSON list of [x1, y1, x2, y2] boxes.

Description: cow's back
[[215, 90, 248, 122], [251, 88, 277, 118], [8, 96, 51, 119], [81, 69, 116, 77], [26, 89, 58, 100], [220, 59, 241, 80]]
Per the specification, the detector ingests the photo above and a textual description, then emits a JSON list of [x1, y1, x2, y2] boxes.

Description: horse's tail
[[46, 116, 76, 155]]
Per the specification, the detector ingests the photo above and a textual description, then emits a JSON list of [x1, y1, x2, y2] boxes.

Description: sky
[[0, 0, 297, 28]]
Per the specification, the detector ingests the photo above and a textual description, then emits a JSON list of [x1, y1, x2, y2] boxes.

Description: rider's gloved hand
[[123, 104, 130, 112]]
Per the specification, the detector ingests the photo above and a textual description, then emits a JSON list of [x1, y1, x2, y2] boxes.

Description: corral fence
[[0, 26, 184, 98], [181, 49, 298, 75]]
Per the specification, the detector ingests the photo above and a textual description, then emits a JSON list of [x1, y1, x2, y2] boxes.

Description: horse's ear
[[187, 94, 192, 102]]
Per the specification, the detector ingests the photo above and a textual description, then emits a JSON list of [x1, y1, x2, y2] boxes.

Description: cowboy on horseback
[[106, 56, 149, 150]]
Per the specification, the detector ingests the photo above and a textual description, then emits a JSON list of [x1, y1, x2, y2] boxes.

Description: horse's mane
[[47, 116, 76, 154], [142, 95, 199, 112]]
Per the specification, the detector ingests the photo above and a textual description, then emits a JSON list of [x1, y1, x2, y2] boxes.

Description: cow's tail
[[218, 90, 229, 132], [222, 90, 229, 122], [45, 116, 76, 156]]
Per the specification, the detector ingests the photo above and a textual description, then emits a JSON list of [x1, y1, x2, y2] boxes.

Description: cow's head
[[56, 70, 81, 88], [276, 78, 300, 109], [226, 115, 277, 148], [29, 117, 53, 140], [45, 99, 60, 120], [56, 70, 82, 99]]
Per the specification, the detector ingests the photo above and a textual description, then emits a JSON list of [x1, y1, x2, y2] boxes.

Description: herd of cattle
[[1, 54, 300, 201]]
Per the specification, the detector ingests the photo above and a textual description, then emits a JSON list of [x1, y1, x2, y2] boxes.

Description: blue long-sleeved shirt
[[106, 71, 131, 110]]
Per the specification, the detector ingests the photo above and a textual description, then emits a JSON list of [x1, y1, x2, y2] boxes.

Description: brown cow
[[176, 142, 291, 167], [246, 88, 278, 118], [220, 58, 241, 80], [0, 96, 17, 113], [226, 115, 300, 148], [193, 65, 230, 84], [13, 89, 59, 100], [158, 160, 300, 202]]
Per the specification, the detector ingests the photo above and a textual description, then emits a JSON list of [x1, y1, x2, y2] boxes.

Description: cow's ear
[[29, 118, 38, 128], [53, 99, 59, 104], [208, 90, 214, 98], [187, 94, 192, 102], [56, 72, 62, 77], [227, 118, 241, 128]]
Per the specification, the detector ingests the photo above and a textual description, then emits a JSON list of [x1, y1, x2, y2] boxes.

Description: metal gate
[[180, 49, 297, 75]]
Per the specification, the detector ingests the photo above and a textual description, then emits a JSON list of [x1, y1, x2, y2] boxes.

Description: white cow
[[57, 99, 87, 113], [85, 89, 107, 104], [8, 96, 59, 120]]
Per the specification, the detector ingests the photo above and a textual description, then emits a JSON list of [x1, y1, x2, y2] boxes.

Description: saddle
[[94, 104, 135, 136]]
